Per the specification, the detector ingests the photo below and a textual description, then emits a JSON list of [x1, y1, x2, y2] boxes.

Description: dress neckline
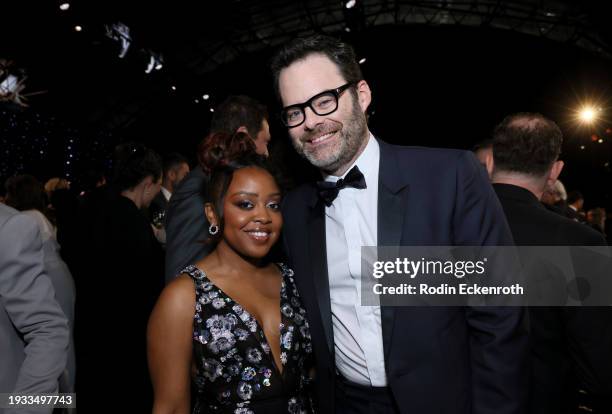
[[191, 264, 287, 377]]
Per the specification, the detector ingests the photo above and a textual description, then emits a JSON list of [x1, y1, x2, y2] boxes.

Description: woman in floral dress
[[148, 133, 313, 414]]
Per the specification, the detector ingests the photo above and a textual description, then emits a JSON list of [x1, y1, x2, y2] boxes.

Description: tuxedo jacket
[[149, 191, 169, 220], [494, 183, 612, 413], [282, 141, 529, 414], [164, 167, 213, 282]]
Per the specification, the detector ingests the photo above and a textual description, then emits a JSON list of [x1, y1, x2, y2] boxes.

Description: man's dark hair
[[112, 142, 162, 192], [567, 190, 584, 205], [492, 112, 563, 177], [162, 152, 188, 175], [5, 174, 46, 213], [210, 95, 268, 137], [270, 34, 363, 101]]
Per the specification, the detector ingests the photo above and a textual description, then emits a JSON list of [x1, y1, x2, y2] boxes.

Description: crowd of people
[[1, 34, 611, 414]]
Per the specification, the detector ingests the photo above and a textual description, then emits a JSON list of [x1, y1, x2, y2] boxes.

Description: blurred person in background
[[5, 174, 76, 393], [587, 207, 607, 237], [541, 179, 568, 216], [76, 142, 164, 413], [0, 202, 70, 412], [565, 190, 587, 223], [149, 153, 190, 245]]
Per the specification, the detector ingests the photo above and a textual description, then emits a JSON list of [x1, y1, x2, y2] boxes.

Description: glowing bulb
[[59, 3, 70, 11], [74, 25, 82, 32], [579, 106, 597, 123]]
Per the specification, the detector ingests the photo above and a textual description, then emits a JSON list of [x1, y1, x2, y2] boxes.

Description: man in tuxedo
[[164, 95, 271, 281], [0, 203, 69, 414], [150, 152, 190, 220], [272, 34, 528, 414], [149, 153, 190, 244], [491, 112, 612, 413], [565, 190, 587, 223]]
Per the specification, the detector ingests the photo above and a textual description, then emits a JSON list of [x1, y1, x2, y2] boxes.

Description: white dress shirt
[[325, 133, 387, 386], [160, 186, 172, 202]]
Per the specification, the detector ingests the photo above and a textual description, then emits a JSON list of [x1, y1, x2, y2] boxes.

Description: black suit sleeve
[[565, 232, 612, 408], [454, 152, 530, 414], [281, 200, 294, 268]]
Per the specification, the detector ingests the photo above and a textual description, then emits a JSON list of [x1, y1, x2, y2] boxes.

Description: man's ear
[[546, 160, 564, 188], [167, 169, 176, 183], [485, 150, 495, 178], [142, 175, 154, 193], [355, 80, 372, 113], [204, 203, 219, 225]]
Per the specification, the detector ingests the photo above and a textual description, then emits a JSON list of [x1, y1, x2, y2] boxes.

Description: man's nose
[[302, 106, 324, 130]]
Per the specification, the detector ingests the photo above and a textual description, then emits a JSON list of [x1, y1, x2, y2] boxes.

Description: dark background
[[1, 0, 612, 209]]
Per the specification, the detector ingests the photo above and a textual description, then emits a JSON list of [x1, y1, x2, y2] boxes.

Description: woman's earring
[[209, 224, 219, 235]]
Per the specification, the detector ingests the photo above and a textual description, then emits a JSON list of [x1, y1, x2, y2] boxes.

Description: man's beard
[[292, 98, 368, 175]]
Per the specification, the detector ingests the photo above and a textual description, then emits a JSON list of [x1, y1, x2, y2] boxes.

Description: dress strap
[[180, 264, 206, 281]]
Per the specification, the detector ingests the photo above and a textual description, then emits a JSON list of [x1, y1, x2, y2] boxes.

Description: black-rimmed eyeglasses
[[280, 82, 355, 128]]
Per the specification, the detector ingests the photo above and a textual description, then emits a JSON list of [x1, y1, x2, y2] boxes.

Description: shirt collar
[[161, 186, 172, 201], [324, 132, 379, 183]]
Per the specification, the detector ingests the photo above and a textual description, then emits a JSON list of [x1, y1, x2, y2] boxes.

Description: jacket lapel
[[377, 141, 410, 361], [307, 190, 334, 355]]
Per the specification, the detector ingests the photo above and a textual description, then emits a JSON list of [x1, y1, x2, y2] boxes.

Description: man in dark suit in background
[[164, 95, 271, 282], [272, 34, 528, 414], [150, 152, 190, 221], [491, 112, 612, 413], [149, 153, 189, 244]]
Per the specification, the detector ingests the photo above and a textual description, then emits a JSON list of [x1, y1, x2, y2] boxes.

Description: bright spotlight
[[580, 107, 596, 122], [345, 0, 356, 9], [359, 58, 366, 64], [203, 94, 210, 100], [578, 105, 598, 124], [59, 3, 70, 11], [74, 25, 82, 32]]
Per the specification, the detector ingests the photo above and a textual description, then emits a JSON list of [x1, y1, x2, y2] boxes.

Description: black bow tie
[[316, 166, 367, 207]]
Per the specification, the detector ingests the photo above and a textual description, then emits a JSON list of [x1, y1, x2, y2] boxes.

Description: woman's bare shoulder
[[156, 274, 196, 315]]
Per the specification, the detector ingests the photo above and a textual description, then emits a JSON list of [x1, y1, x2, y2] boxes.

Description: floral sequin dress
[[183, 263, 314, 414]]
